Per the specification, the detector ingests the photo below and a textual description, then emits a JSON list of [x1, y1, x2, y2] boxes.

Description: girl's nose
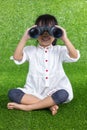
[[42, 31, 49, 36]]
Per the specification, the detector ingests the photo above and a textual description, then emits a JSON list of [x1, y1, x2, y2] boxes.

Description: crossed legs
[[7, 89, 68, 115]]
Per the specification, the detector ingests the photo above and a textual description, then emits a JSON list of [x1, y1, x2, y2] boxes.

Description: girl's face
[[35, 14, 58, 47], [37, 31, 55, 47]]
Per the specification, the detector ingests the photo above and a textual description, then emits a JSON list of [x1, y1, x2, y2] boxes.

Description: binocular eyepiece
[[28, 26, 63, 39]]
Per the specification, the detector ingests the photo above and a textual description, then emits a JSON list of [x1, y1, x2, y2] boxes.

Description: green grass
[[0, 0, 87, 130]]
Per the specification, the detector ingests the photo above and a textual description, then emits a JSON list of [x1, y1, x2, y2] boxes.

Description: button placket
[[44, 48, 49, 87]]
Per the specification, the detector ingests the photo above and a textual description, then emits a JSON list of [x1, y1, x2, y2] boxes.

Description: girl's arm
[[58, 26, 78, 58], [13, 29, 30, 61]]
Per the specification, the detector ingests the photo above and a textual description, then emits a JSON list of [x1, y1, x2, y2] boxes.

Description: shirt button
[[45, 60, 48, 62], [46, 70, 48, 72], [46, 77, 48, 79], [45, 50, 47, 53]]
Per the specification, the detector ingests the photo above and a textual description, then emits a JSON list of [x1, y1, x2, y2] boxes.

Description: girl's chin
[[38, 39, 53, 47], [41, 41, 51, 45], [40, 43, 51, 47]]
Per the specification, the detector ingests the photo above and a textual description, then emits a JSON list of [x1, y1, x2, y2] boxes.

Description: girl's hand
[[22, 28, 31, 41], [22, 25, 37, 41], [55, 25, 68, 41]]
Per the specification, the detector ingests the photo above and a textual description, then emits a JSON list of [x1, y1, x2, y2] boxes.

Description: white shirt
[[12, 44, 80, 102]]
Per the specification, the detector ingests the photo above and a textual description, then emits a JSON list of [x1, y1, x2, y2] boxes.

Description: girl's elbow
[[73, 53, 78, 59], [13, 55, 23, 61], [69, 52, 79, 59]]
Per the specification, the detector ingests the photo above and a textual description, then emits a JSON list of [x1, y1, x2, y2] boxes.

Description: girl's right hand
[[23, 25, 37, 41], [22, 28, 31, 41]]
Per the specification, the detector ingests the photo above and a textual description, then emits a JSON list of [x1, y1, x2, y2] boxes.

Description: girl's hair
[[35, 14, 58, 45]]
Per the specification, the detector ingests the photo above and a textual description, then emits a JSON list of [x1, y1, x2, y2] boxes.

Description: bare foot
[[50, 105, 59, 115], [7, 102, 20, 109], [7, 102, 28, 111]]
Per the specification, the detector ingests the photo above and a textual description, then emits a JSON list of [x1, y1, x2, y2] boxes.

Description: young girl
[[7, 14, 80, 115]]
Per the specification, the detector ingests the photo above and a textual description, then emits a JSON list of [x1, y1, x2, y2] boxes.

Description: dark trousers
[[8, 89, 69, 104]]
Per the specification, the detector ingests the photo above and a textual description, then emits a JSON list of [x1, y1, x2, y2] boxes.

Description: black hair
[[35, 14, 58, 45]]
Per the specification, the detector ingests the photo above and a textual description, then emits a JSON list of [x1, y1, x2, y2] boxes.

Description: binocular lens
[[29, 27, 40, 38], [51, 27, 63, 38]]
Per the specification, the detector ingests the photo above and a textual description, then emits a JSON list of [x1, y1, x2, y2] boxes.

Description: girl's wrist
[[63, 37, 69, 43], [61, 36, 69, 43], [22, 35, 30, 42], [22, 29, 31, 41]]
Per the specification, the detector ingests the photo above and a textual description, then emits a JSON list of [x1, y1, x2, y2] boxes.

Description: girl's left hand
[[55, 25, 68, 41]]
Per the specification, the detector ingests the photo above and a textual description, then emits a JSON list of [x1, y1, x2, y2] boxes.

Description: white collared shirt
[[12, 44, 80, 102]]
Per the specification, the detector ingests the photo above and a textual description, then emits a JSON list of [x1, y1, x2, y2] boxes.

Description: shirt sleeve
[[10, 46, 31, 65], [60, 46, 80, 63]]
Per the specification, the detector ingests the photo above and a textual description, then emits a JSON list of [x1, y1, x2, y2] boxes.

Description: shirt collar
[[38, 44, 53, 50]]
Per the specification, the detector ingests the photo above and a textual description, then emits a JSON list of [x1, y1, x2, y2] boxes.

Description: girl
[[7, 14, 80, 115]]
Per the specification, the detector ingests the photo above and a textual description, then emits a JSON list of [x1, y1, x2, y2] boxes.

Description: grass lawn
[[0, 0, 87, 130]]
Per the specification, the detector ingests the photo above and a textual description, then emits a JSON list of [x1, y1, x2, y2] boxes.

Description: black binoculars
[[28, 26, 63, 38]]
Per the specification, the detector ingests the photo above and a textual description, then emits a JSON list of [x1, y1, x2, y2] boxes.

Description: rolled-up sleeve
[[10, 47, 30, 65], [60, 46, 80, 63]]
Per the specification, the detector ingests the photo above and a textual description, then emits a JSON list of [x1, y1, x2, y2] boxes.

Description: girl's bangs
[[35, 14, 58, 26]]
